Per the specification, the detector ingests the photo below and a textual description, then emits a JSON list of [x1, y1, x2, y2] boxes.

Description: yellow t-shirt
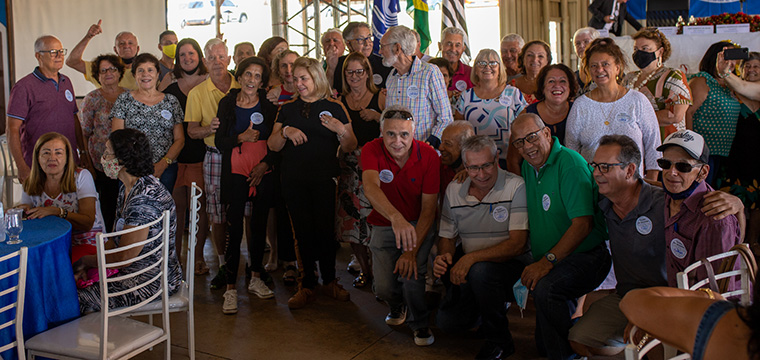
[[84, 60, 137, 90], [185, 74, 240, 147]]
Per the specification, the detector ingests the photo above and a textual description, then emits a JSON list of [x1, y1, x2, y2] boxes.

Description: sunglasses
[[657, 158, 702, 173], [383, 110, 413, 121]]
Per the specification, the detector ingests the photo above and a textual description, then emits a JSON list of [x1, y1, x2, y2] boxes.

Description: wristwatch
[[163, 156, 173, 165], [545, 252, 557, 264], [59, 207, 69, 219]]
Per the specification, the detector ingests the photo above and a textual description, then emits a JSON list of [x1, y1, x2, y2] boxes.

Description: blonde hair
[[23, 132, 78, 196], [293, 57, 333, 100], [471, 48, 507, 86]]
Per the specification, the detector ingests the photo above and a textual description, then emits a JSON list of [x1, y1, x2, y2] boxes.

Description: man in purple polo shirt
[[439, 27, 473, 94], [7, 35, 89, 182]]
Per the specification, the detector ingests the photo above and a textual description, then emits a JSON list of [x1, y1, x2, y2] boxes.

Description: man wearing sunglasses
[[657, 130, 741, 287], [511, 113, 611, 360]]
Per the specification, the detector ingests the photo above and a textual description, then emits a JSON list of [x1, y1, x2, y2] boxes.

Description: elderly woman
[[337, 52, 385, 287], [268, 57, 357, 309], [20, 132, 106, 264], [454, 49, 527, 167], [80, 54, 126, 231], [686, 40, 743, 186], [566, 38, 660, 180], [623, 27, 692, 140], [572, 27, 600, 94], [75, 128, 182, 313], [333, 21, 393, 94], [111, 53, 185, 192], [510, 40, 551, 104], [266, 50, 299, 106], [215, 56, 278, 314]]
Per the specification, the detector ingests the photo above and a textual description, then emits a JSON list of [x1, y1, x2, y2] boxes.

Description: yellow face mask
[[162, 44, 177, 59]]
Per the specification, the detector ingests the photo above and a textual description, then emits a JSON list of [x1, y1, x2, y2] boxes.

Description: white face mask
[[101, 157, 122, 179]]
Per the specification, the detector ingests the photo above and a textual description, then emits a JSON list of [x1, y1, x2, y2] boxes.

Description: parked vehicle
[[181, 0, 248, 28]]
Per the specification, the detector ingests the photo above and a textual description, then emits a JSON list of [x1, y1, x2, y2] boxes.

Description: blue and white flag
[[691, 0, 760, 17], [372, 0, 400, 55]]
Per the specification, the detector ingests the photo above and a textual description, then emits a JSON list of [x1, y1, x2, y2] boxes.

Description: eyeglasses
[[476, 61, 499, 68], [512, 127, 546, 149], [465, 161, 495, 173], [351, 36, 373, 45], [99, 67, 119, 74], [657, 158, 702, 173], [589, 162, 627, 173], [379, 42, 394, 50], [345, 69, 366, 77], [382, 110, 413, 121], [39, 49, 67, 57]]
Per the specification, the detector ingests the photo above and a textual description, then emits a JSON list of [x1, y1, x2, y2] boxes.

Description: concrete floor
[[132, 235, 622, 360]]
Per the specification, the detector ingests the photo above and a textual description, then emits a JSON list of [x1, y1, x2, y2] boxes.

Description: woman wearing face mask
[[623, 27, 692, 141]]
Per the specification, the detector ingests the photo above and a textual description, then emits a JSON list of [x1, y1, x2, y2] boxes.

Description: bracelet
[[718, 71, 731, 79], [636, 333, 651, 351], [162, 156, 173, 165], [698, 288, 716, 299], [59, 207, 68, 219], [337, 129, 347, 139], [282, 126, 290, 139]]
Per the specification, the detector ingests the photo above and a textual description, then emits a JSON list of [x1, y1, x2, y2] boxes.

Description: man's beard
[[382, 53, 398, 68]]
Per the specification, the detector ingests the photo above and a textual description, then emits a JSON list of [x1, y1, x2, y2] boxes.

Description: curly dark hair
[[109, 128, 154, 177], [235, 56, 270, 89], [632, 27, 672, 63], [583, 37, 627, 83], [699, 40, 739, 78], [90, 54, 125, 85], [535, 64, 578, 102], [518, 40, 552, 75]]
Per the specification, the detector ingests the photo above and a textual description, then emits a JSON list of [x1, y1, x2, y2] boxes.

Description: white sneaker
[[347, 254, 361, 273], [248, 277, 275, 299], [222, 289, 238, 314]]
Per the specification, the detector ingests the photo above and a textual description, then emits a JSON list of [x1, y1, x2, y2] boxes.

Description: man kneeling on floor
[[434, 135, 531, 360], [362, 105, 440, 346]]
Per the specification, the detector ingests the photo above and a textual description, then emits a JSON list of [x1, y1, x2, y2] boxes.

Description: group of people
[[6, 14, 760, 360]]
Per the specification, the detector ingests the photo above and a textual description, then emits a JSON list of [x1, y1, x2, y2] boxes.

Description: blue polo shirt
[[8, 67, 79, 166]]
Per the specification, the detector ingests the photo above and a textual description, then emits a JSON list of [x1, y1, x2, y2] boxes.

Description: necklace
[[627, 66, 662, 91], [593, 86, 622, 126]]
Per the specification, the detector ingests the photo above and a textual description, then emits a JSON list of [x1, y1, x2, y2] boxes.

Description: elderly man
[[67, 20, 138, 89], [572, 27, 599, 91], [7, 35, 90, 182], [500, 33, 524, 79], [511, 113, 611, 360], [362, 106, 440, 346], [233, 41, 256, 68], [157, 30, 178, 80], [439, 27, 472, 93], [185, 39, 241, 309], [434, 135, 531, 360], [438, 120, 474, 193], [380, 25, 453, 148], [588, 0, 642, 36], [321, 28, 345, 87], [332, 22, 392, 93]]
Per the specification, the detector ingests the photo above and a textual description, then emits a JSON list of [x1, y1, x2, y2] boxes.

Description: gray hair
[[343, 22, 371, 40], [598, 134, 642, 178], [115, 31, 139, 45], [501, 33, 525, 49], [380, 105, 415, 131], [461, 135, 498, 164], [573, 27, 600, 44], [441, 27, 466, 40], [445, 120, 475, 146], [34, 35, 60, 52], [204, 38, 228, 59], [384, 26, 417, 56], [322, 28, 343, 43]]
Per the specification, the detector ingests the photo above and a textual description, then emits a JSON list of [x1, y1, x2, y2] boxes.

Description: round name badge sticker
[[250, 112, 264, 125], [670, 238, 688, 259], [455, 80, 467, 92], [636, 216, 653, 235], [161, 110, 172, 120], [373, 73, 383, 85], [617, 113, 633, 124], [499, 93, 513, 107], [407, 85, 419, 99], [542, 194, 551, 211], [65, 89, 74, 102], [379, 169, 394, 183], [115, 218, 126, 232], [319, 111, 333, 118], [492, 205, 508, 223]]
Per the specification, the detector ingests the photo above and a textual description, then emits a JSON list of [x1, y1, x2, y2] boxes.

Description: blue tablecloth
[[0, 217, 78, 360]]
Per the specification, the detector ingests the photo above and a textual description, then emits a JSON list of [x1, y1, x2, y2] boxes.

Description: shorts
[[568, 293, 627, 349], [175, 162, 205, 190], [203, 147, 252, 224]]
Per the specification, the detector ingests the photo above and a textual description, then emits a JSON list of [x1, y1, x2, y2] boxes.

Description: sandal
[[194, 260, 210, 276], [283, 265, 298, 286], [352, 272, 372, 288]]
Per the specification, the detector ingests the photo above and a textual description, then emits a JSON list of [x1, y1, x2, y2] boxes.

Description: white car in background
[[181, 0, 248, 27]]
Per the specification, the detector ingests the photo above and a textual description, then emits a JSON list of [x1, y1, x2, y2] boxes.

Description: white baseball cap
[[656, 130, 710, 163]]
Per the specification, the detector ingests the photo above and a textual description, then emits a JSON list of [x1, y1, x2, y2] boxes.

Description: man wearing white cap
[[658, 130, 741, 287]]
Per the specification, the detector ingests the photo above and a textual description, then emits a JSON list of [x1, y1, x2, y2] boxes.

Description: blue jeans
[[437, 257, 526, 348], [159, 162, 179, 193], [370, 224, 435, 331], [533, 244, 611, 360]]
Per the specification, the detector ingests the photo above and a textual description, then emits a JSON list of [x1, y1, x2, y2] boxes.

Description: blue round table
[[0, 216, 78, 360]]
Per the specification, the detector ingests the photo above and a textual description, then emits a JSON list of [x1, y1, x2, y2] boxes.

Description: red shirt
[[440, 164, 456, 196], [361, 138, 440, 226], [449, 61, 474, 92]]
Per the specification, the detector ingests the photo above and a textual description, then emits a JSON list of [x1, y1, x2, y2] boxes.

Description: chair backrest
[[624, 325, 691, 360], [0, 247, 28, 360], [0, 135, 19, 206], [95, 210, 171, 358], [676, 244, 757, 305], [187, 182, 202, 301]]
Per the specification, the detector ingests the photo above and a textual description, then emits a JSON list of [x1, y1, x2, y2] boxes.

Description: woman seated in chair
[[74, 128, 182, 314], [18, 132, 107, 266]]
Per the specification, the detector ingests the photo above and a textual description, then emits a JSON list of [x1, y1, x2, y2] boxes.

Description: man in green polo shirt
[[511, 113, 611, 360]]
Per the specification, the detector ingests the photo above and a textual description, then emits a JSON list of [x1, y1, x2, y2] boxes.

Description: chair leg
[[188, 311, 195, 360]]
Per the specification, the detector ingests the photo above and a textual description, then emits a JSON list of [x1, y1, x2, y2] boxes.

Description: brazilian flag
[[407, 0, 431, 53]]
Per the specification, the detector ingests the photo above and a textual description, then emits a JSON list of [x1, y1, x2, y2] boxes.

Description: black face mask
[[632, 50, 658, 69], [182, 62, 201, 76], [451, 156, 462, 170], [663, 180, 701, 200], [122, 57, 134, 65]]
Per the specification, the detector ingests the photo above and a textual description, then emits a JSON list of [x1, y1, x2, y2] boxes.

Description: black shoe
[[210, 265, 228, 290], [475, 341, 514, 360]]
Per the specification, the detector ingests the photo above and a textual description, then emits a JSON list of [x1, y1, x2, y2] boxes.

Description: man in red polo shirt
[[439, 27, 473, 94], [362, 105, 440, 347]]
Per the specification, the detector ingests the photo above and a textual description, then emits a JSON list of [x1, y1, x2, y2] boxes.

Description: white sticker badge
[[492, 205, 508, 223], [636, 216, 653, 235], [161, 110, 172, 120], [250, 112, 264, 125], [542, 194, 551, 211], [617, 113, 633, 124], [65, 89, 74, 102], [407, 85, 419, 99], [670, 238, 688, 259], [455, 80, 467, 92], [499, 92, 513, 107], [319, 111, 333, 118], [373, 73, 383, 85], [379, 169, 394, 183]]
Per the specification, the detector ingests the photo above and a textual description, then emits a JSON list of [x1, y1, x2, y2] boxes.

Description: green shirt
[[688, 71, 741, 157], [521, 137, 608, 261]]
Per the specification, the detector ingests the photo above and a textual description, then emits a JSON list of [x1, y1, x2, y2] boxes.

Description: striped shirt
[[386, 57, 453, 142]]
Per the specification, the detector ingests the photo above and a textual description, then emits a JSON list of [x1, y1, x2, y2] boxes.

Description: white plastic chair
[[126, 182, 201, 359], [26, 210, 172, 360], [676, 244, 756, 306], [0, 247, 28, 360], [624, 325, 691, 360]]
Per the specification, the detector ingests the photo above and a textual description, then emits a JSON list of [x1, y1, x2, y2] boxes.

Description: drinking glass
[[5, 208, 23, 245]]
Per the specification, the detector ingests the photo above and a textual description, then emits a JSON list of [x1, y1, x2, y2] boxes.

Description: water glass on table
[[5, 208, 23, 245]]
